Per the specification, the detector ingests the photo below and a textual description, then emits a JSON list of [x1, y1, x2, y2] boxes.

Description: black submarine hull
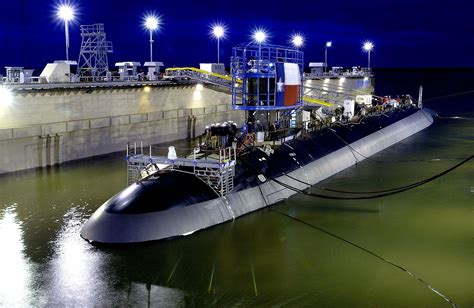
[[81, 108, 434, 244]]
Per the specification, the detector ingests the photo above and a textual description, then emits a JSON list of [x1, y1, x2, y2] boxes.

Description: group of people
[[374, 94, 414, 109], [203, 121, 239, 149]]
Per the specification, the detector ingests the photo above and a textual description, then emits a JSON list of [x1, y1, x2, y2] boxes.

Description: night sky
[[0, 0, 473, 72]]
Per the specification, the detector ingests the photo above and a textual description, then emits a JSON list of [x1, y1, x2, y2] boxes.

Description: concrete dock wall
[[0, 84, 243, 174]]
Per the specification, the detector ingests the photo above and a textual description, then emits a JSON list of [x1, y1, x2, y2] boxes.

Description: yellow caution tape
[[302, 96, 334, 107]]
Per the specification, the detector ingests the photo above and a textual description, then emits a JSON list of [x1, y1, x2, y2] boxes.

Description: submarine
[[81, 43, 434, 244]]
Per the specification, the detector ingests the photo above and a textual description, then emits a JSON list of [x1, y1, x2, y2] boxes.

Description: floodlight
[[212, 25, 225, 39], [363, 41, 374, 52], [57, 4, 75, 21], [145, 16, 159, 31], [210, 23, 227, 63], [253, 29, 267, 44], [56, 3, 76, 61], [362, 41, 374, 70], [143, 14, 162, 62], [291, 34, 304, 48]]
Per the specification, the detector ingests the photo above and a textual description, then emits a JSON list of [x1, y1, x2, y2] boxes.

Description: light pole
[[253, 29, 267, 69], [211, 24, 225, 64], [325, 41, 332, 73], [56, 4, 75, 61], [363, 41, 374, 71], [145, 16, 160, 62]]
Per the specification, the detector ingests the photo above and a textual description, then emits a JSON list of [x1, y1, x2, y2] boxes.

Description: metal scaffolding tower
[[77, 24, 113, 81]]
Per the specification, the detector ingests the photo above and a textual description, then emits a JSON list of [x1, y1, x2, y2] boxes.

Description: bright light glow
[[143, 86, 151, 93], [145, 15, 160, 31], [0, 207, 33, 306], [364, 76, 369, 81], [57, 4, 75, 21], [0, 87, 13, 107], [339, 77, 346, 83], [253, 29, 267, 44], [363, 41, 374, 52], [49, 207, 104, 300], [212, 24, 225, 39], [324, 78, 330, 83], [193, 90, 202, 100], [291, 34, 304, 48], [196, 84, 204, 91], [326, 41, 332, 48]]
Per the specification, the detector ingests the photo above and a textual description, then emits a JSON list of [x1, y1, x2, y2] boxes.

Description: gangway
[[164, 67, 238, 88], [126, 143, 236, 197]]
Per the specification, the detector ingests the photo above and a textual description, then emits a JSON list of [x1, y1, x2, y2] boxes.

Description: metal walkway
[[164, 67, 236, 88], [126, 143, 236, 197]]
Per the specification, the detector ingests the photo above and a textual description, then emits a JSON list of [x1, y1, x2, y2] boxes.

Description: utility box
[[200, 63, 226, 75], [343, 99, 355, 118], [309, 62, 324, 76], [115, 62, 141, 81], [40, 61, 77, 83], [356, 94, 373, 106], [5, 67, 34, 83], [144, 61, 164, 81], [5, 67, 24, 83], [22, 69, 35, 83]]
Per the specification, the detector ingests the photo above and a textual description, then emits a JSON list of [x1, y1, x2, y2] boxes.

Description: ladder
[[193, 147, 236, 196]]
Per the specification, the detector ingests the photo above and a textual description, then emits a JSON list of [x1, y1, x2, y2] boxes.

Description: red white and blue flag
[[275, 63, 301, 106]]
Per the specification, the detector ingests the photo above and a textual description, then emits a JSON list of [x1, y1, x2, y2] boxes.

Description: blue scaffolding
[[231, 43, 304, 111]]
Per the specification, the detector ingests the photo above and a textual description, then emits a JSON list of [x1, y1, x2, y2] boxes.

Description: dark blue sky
[[1, 0, 473, 71]]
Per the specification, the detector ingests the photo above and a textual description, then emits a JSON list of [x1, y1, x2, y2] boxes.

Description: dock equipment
[[164, 67, 235, 88], [78, 24, 113, 81], [126, 143, 236, 197]]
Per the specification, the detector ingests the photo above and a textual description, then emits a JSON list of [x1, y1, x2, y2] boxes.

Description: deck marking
[[222, 196, 235, 219]]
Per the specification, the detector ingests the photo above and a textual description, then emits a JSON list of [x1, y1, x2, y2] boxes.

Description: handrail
[[165, 67, 236, 82]]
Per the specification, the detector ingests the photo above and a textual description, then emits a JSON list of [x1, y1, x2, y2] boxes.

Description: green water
[[0, 116, 472, 307]]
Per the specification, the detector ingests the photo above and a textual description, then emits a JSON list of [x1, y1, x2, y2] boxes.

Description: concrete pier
[[0, 83, 243, 174]]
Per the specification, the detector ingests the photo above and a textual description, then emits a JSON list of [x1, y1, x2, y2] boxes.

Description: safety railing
[[126, 142, 236, 197], [164, 67, 239, 89]]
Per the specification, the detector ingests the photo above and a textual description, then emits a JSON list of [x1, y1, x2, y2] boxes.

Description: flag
[[275, 63, 301, 106]]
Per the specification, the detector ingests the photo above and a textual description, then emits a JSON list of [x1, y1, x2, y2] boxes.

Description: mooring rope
[[424, 90, 474, 102], [250, 154, 472, 200], [268, 208, 458, 307], [283, 156, 472, 196], [252, 171, 459, 307]]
